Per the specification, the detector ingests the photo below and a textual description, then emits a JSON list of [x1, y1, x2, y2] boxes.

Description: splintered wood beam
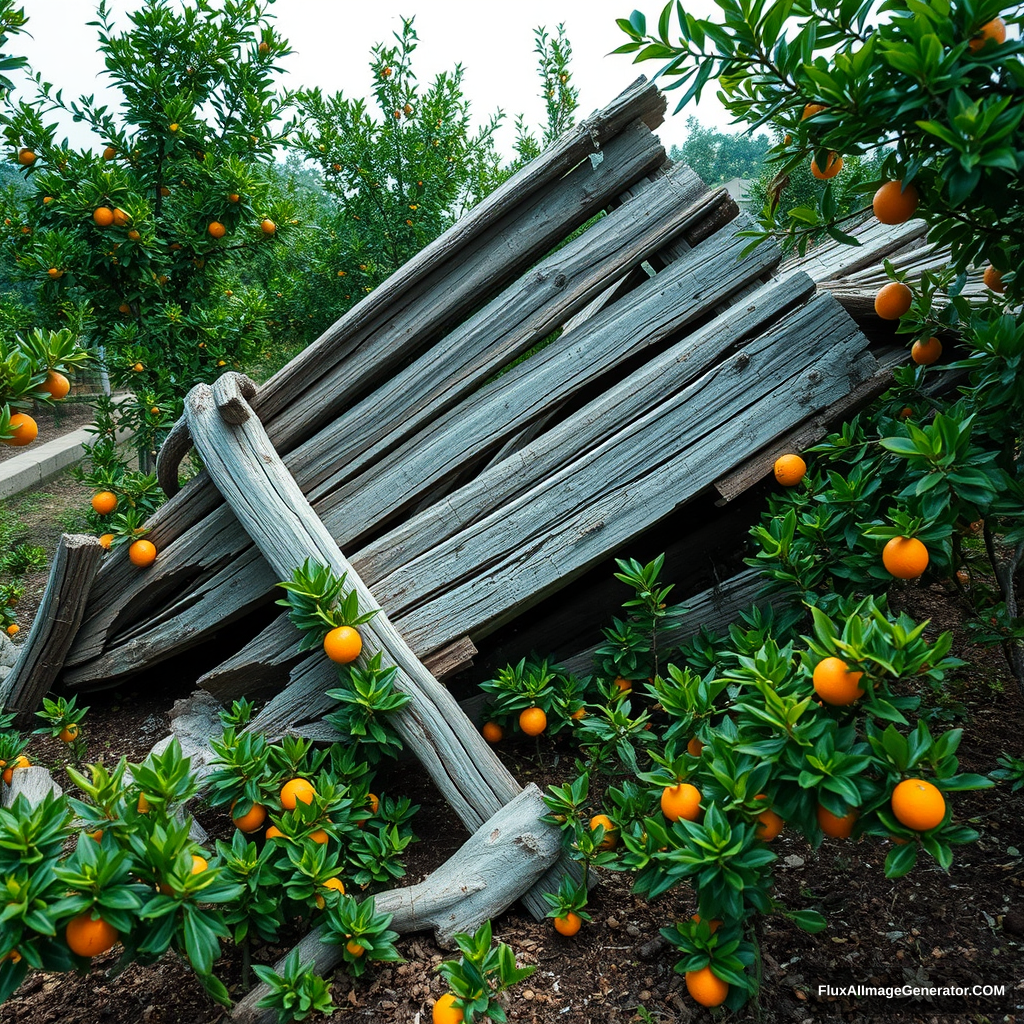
[[183, 376, 571, 919], [230, 784, 562, 1024], [0, 534, 104, 728]]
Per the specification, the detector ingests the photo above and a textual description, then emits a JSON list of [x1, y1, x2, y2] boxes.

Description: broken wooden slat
[[182, 379, 571, 919], [230, 784, 561, 1024], [0, 534, 103, 727]]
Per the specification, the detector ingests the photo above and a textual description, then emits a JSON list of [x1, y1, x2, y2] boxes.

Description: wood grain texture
[[0, 534, 103, 727]]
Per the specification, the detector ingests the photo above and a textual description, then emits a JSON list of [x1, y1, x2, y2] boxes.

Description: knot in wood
[[553, 272, 567, 289], [734, 351, 751, 370], [807, 370, 822, 384]]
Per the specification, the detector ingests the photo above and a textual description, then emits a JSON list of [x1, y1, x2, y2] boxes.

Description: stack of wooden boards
[[58, 79, 882, 740]]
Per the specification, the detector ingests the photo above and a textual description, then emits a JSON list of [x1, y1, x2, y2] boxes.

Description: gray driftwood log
[[0, 534, 103, 727], [181, 375, 571, 919], [230, 784, 561, 1024]]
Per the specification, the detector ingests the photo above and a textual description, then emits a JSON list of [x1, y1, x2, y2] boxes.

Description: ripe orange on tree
[[801, 102, 826, 119], [280, 777, 316, 809], [92, 491, 118, 515], [191, 854, 208, 873], [40, 369, 71, 399], [911, 336, 942, 365], [433, 992, 463, 1024], [687, 736, 703, 757], [612, 676, 632, 694], [265, 825, 284, 840], [882, 536, 929, 579], [132, 361, 144, 372], [102, 146, 117, 160], [874, 281, 913, 320], [231, 801, 267, 833], [129, 539, 157, 567], [47, 267, 63, 280], [92, 206, 114, 227], [589, 813, 617, 849], [873, 180, 919, 224], [207, 220, 226, 238], [112, 207, 130, 227], [258, 40, 270, 55], [982, 264, 1005, 293], [4, 413, 38, 446], [309, 828, 330, 844], [810, 152, 843, 179], [2, 755, 29, 784], [685, 965, 729, 1007], [891, 778, 946, 831], [59, 723, 80, 743], [481, 721, 503, 743], [773, 453, 806, 486], [260, 218, 276, 235], [65, 912, 118, 958], [969, 17, 1006, 52], [754, 794, 785, 840], [554, 911, 582, 936], [691, 914, 721, 934], [812, 656, 865, 705], [661, 782, 701, 822], [98, 533, 114, 550], [817, 803, 858, 838], [519, 706, 547, 735], [17, 148, 35, 167], [324, 625, 362, 663]]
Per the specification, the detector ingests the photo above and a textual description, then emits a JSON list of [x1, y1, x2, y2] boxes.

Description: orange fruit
[[65, 913, 118, 957], [519, 706, 547, 736], [169, 122, 179, 132], [754, 794, 784, 840], [2, 755, 29, 784], [258, 41, 270, 55], [589, 813, 617, 849], [433, 993, 464, 1024], [874, 281, 913, 320], [48, 267, 63, 280], [811, 152, 843, 179], [228, 193, 240, 203], [132, 361, 144, 372], [612, 676, 632, 694], [127, 229, 140, 240], [685, 965, 729, 1007], [956, 568, 970, 586], [873, 180, 919, 224], [366, 792, 379, 814], [323, 625, 362, 663], [690, 913, 721, 934], [160, 186, 171, 197], [891, 778, 946, 831], [98, 533, 114, 550], [554, 911, 582, 936], [817, 803, 858, 838], [59, 723, 80, 743], [323, 876, 345, 895], [265, 825, 284, 839], [92, 491, 118, 515], [119, 302, 131, 314], [982, 264, 1005, 293], [17, 148, 36, 166], [661, 783, 701, 822], [911, 336, 942, 365], [191, 854, 208, 873], [260, 218, 276, 235], [102, 146, 117, 160], [6, 624, 18, 636], [231, 801, 267, 833], [882, 536, 929, 579], [773, 453, 806, 486], [87, 829, 103, 842], [41, 369, 70, 399], [93, 207, 114, 227], [129, 539, 157, 567], [345, 939, 364, 957], [4, 413, 37, 446], [969, 17, 1006, 52], [687, 736, 703, 757], [899, 407, 913, 420], [207, 220, 226, 238], [570, 706, 586, 720], [812, 656, 865, 705], [481, 721, 503, 743], [137, 793, 151, 813], [801, 102, 826, 119], [280, 777, 316, 810], [112, 208, 130, 227], [309, 829, 329, 844]]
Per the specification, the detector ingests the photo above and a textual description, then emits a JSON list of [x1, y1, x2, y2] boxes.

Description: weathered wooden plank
[[195, 271, 815, 702], [183, 380, 573, 919], [0, 534, 103, 727], [781, 218, 928, 282], [64, 118, 676, 681], [230, 784, 562, 1024]]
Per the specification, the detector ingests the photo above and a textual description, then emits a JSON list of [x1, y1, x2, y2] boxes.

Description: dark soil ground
[[0, 481, 1021, 1024]]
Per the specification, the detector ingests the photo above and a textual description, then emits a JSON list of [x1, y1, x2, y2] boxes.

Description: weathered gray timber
[[1, 766, 62, 809], [230, 784, 561, 1024], [0, 534, 103, 727], [181, 377, 570, 918]]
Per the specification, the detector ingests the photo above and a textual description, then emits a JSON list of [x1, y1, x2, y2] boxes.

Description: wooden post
[[182, 375, 573, 918]]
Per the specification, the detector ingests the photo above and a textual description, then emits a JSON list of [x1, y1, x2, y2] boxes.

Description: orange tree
[[274, 19, 579, 345], [0, 0, 293, 479], [615, 1, 1024, 689]]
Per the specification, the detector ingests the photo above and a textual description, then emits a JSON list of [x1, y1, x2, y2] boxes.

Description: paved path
[[0, 425, 95, 500]]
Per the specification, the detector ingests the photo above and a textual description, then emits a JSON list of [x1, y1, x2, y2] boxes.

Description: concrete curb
[[0, 425, 95, 500]]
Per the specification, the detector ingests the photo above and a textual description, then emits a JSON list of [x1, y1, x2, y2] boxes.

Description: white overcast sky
[[12, 0, 733, 156]]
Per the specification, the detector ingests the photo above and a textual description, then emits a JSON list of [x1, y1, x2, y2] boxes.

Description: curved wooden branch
[[212, 371, 258, 425], [156, 417, 194, 498]]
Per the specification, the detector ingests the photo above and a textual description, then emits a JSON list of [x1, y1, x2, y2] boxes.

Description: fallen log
[[0, 534, 103, 727], [181, 375, 574, 919], [230, 783, 561, 1024]]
